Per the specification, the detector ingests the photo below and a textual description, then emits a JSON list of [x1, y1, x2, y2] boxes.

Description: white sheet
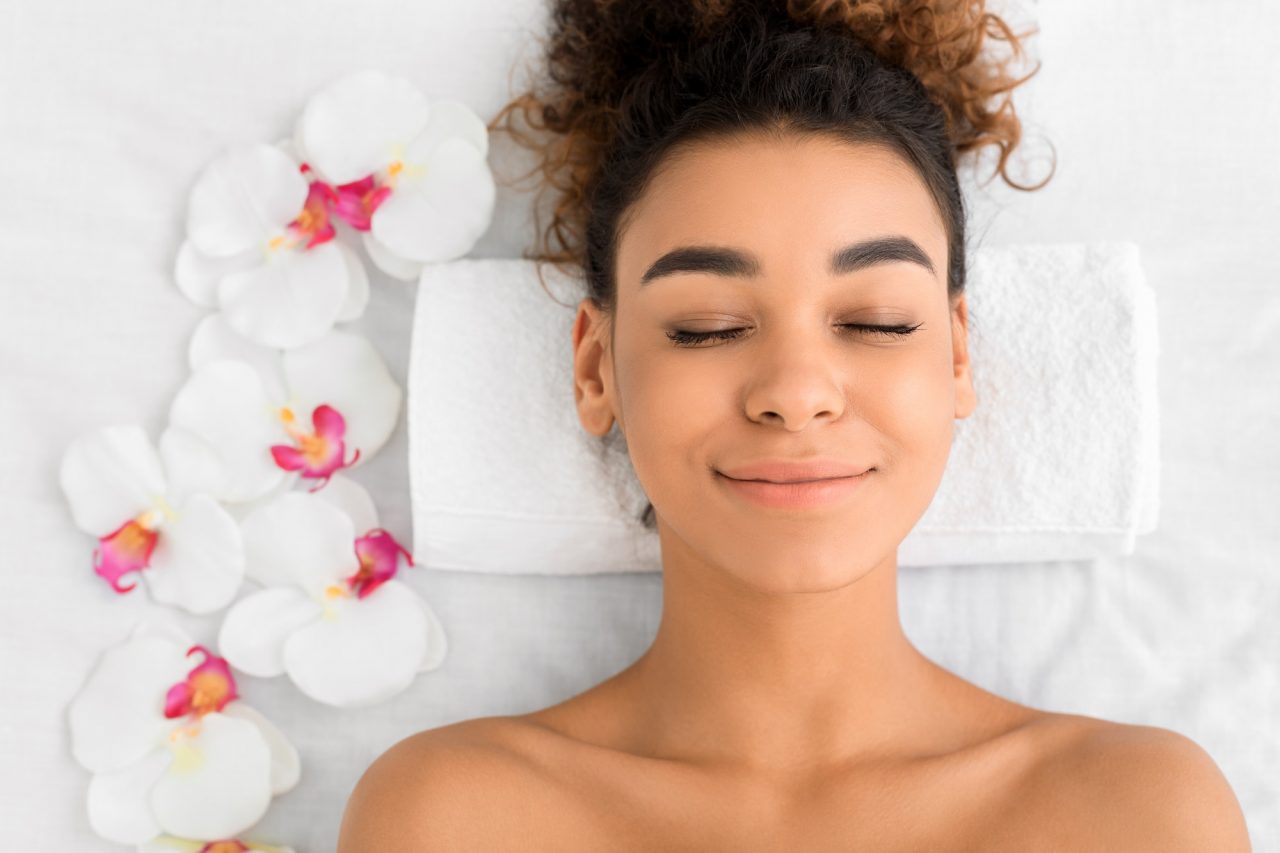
[[1, 0, 1276, 847]]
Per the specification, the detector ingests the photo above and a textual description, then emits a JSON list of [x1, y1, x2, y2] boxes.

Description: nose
[[742, 328, 847, 430]]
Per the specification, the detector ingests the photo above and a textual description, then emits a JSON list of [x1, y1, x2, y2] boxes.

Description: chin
[[727, 552, 879, 595]]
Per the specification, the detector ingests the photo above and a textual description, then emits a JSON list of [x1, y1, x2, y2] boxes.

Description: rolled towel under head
[[408, 241, 1160, 574]]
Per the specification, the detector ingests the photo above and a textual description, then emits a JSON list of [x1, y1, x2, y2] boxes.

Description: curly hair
[[486, 0, 1055, 531]]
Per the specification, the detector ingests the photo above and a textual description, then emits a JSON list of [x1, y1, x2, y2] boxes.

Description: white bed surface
[[1, 0, 1276, 847]]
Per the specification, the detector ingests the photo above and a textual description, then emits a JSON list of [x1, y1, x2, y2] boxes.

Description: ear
[[951, 293, 977, 419], [572, 297, 620, 437]]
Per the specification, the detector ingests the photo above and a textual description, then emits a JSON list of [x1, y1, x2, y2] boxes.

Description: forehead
[[615, 133, 947, 287]]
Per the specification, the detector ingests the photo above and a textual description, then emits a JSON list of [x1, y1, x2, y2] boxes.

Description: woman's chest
[[489, 744, 1079, 852]]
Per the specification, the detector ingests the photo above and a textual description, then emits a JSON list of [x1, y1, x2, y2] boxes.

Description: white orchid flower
[[174, 141, 369, 349], [166, 314, 401, 504], [293, 68, 496, 281], [58, 423, 245, 613], [218, 474, 447, 708], [67, 620, 300, 845]]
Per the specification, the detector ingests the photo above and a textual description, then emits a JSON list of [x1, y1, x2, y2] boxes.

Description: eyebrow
[[639, 235, 936, 286]]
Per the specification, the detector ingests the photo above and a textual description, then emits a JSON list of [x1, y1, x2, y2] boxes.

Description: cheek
[[612, 346, 719, 474], [864, 349, 956, 450], [608, 336, 739, 536], [860, 344, 959, 527]]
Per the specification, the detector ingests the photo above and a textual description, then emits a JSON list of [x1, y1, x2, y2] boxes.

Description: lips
[[716, 458, 874, 484], [715, 466, 872, 510]]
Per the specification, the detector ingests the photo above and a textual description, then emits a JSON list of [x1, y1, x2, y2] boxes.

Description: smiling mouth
[[717, 468, 875, 484], [714, 469, 873, 509], [723, 474, 865, 484]]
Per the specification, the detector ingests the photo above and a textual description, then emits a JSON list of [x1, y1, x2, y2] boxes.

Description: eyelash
[[665, 323, 923, 347]]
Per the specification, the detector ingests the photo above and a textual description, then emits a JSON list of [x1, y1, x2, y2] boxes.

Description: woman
[[339, 0, 1251, 848]]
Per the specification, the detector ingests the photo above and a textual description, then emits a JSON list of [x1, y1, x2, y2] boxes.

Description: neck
[[613, 536, 957, 773]]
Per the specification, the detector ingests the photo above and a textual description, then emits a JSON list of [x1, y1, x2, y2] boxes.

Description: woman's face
[[572, 134, 975, 593]]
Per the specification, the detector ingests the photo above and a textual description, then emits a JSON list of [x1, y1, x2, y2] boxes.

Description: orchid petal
[[282, 579, 428, 708], [188, 313, 288, 403], [174, 240, 259, 308], [335, 241, 369, 322], [289, 121, 312, 170], [150, 712, 272, 841], [297, 69, 431, 185], [136, 837, 200, 853], [215, 472, 299, 525], [129, 617, 198, 649], [371, 137, 495, 263], [142, 494, 245, 614], [141, 837, 297, 853], [217, 702, 301, 795], [360, 230, 425, 281], [417, 593, 448, 673], [60, 425, 167, 537], [282, 331, 402, 469], [274, 135, 301, 164], [413, 98, 490, 160], [186, 143, 309, 258], [68, 636, 192, 774], [218, 586, 323, 678], [239, 491, 357, 593], [168, 361, 288, 503], [86, 746, 172, 844], [158, 425, 231, 508], [313, 472, 379, 535], [217, 240, 349, 350]]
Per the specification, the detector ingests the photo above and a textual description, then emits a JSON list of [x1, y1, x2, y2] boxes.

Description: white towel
[[407, 241, 1160, 574]]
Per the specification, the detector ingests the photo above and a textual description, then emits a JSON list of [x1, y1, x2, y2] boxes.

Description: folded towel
[[407, 241, 1160, 574]]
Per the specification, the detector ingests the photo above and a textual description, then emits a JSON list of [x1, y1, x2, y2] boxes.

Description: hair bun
[[488, 0, 1052, 302], [785, 0, 1046, 178], [498, 0, 1045, 174]]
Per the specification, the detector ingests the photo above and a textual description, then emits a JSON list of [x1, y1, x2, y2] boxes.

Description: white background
[[1, 0, 1276, 848]]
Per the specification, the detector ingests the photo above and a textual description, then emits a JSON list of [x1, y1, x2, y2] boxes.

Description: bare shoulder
[[1022, 716, 1252, 852], [336, 717, 545, 853]]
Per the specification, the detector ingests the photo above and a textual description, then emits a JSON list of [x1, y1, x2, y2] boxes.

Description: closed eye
[[665, 322, 923, 347]]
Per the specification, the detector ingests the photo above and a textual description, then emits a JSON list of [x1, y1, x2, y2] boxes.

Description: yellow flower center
[[166, 722, 206, 774], [321, 583, 350, 622]]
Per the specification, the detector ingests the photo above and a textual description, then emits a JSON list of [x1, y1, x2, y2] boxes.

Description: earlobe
[[954, 365, 977, 420]]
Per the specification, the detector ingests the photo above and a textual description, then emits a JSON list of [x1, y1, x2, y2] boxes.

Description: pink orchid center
[[92, 497, 174, 594], [270, 403, 361, 492], [164, 644, 239, 720], [269, 178, 337, 253], [343, 528, 414, 599], [328, 172, 392, 232]]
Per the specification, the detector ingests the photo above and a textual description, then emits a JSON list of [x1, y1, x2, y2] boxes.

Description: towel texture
[[408, 241, 1159, 574]]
